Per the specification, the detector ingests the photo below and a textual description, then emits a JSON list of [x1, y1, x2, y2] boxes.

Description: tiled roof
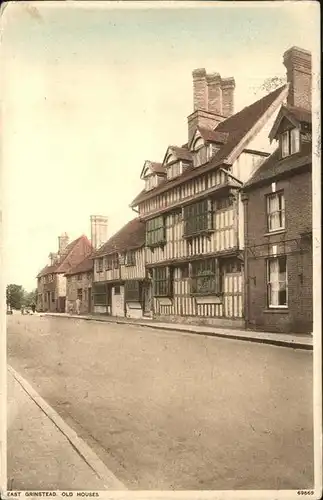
[[243, 141, 312, 189], [65, 255, 94, 276], [168, 146, 193, 162], [195, 127, 229, 145], [36, 235, 92, 277], [150, 162, 165, 175], [92, 218, 145, 258], [130, 85, 288, 207]]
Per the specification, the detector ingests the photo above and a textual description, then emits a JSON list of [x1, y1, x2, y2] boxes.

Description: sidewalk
[[7, 366, 126, 491], [40, 312, 313, 350]]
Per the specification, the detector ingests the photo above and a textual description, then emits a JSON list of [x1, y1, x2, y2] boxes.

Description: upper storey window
[[192, 137, 219, 168], [145, 175, 157, 191], [281, 128, 300, 158]]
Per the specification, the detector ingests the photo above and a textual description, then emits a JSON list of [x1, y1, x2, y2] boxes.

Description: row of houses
[[36, 46, 313, 334]]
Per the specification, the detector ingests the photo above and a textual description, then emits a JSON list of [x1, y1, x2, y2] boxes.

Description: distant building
[[36, 233, 93, 313], [242, 47, 312, 333], [65, 255, 94, 315], [92, 218, 149, 318]]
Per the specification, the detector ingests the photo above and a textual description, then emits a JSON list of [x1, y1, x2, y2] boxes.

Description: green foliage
[[6, 284, 25, 310], [24, 289, 37, 307]]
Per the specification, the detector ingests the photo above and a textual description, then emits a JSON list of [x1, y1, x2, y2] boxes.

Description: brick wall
[[245, 168, 312, 333], [66, 272, 92, 314]]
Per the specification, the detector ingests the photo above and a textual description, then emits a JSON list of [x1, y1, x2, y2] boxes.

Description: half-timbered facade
[[92, 218, 149, 318], [131, 66, 289, 327]]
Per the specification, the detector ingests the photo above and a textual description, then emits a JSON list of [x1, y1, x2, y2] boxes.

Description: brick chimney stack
[[221, 77, 235, 117], [206, 72, 222, 115], [58, 232, 69, 255], [188, 68, 235, 143], [192, 68, 208, 111], [283, 46, 312, 111]]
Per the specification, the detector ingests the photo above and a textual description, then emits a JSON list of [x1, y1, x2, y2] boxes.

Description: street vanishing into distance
[[7, 315, 314, 490]]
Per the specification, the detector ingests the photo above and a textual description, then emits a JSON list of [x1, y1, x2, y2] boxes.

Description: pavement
[[7, 314, 314, 490], [40, 312, 313, 350], [7, 366, 126, 491]]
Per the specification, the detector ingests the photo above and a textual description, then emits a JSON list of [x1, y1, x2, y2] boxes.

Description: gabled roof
[[36, 235, 92, 277], [269, 104, 312, 142], [130, 84, 288, 208], [243, 141, 312, 190], [140, 160, 165, 179], [65, 255, 94, 277], [92, 218, 145, 258], [189, 127, 229, 149], [162, 145, 193, 165]]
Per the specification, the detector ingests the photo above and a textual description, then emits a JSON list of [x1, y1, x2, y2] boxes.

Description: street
[[7, 314, 314, 490]]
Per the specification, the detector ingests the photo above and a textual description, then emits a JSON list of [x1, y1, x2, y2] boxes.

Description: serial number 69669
[[297, 491, 314, 496]]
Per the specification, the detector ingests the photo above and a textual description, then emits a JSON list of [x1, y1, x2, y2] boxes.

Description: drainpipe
[[241, 192, 249, 330]]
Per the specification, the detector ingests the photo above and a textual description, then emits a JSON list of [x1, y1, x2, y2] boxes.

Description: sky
[[0, 1, 319, 292]]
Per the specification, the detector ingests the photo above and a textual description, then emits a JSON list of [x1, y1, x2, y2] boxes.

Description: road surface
[[7, 314, 314, 490]]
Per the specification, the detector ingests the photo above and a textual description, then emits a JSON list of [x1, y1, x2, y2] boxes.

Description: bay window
[[146, 216, 166, 247], [183, 199, 213, 236]]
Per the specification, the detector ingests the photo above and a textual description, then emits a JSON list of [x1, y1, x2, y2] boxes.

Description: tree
[[252, 75, 287, 96], [6, 284, 25, 310], [24, 289, 37, 307]]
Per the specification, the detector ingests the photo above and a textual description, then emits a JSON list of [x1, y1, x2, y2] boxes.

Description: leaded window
[[183, 199, 213, 236], [146, 216, 166, 247], [153, 267, 173, 297], [190, 258, 220, 295], [125, 280, 141, 302]]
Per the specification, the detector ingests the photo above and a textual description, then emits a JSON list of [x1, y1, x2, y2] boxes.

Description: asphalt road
[[7, 315, 314, 490]]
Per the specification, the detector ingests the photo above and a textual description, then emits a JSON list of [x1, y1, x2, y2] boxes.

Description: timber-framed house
[[91, 218, 149, 318], [130, 67, 289, 327]]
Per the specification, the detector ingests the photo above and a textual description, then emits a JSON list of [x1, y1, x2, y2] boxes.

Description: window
[[209, 144, 219, 158], [224, 258, 242, 274], [281, 128, 300, 158], [167, 161, 182, 179], [93, 284, 107, 306], [153, 267, 173, 297], [126, 250, 136, 266], [267, 256, 287, 308], [267, 192, 285, 232], [183, 199, 213, 236], [146, 216, 166, 247], [114, 286, 120, 295], [191, 258, 220, 295], [77, 288, 83, 300], [145, 175, 156, 191], [96, 258, 103, 272], [125, 281, 141, 302], [193, 146, 208, 167], [106, 254, 119, 270], [77, 274, 82, 281], [51, 292, 55, 303], [217, 197, 234, 210]]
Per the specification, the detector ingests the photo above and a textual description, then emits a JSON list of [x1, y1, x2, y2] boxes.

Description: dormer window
[[167, 161, 182, 179], [281, 128, 300, 158], [145, 175, 157, 191]]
